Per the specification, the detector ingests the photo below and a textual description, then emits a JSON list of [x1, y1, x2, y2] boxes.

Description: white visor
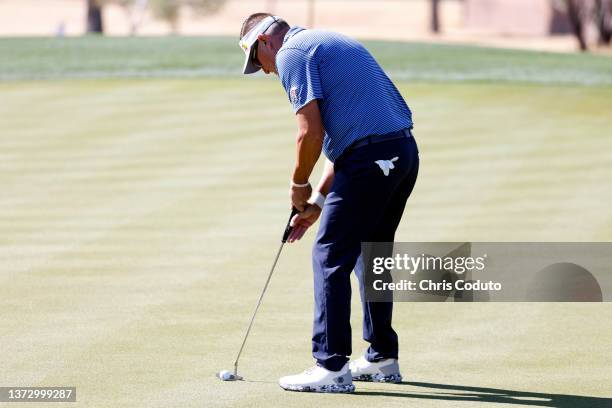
[[238, 15, 280, 75]]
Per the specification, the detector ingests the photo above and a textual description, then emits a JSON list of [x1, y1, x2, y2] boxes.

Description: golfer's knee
[[313, 241, 361, 280]]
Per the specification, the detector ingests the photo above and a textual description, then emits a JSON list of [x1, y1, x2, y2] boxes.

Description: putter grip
[[282, 207, 300, 243]]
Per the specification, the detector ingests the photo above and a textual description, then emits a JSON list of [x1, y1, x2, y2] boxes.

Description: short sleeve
[[276, 48, 323, 113]]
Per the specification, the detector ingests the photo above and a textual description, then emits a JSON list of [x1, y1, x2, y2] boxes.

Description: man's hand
[[290, 183, 312, 211], [287, 204, 321, 243]]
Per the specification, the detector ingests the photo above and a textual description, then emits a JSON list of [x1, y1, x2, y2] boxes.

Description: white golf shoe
[[349, 356, 402, 383], [279, 363, 355, 393]]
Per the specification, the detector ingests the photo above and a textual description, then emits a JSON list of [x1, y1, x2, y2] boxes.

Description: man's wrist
[[308, 191, 326, 209], [292, 165, 312, 186], [290, 179, 310, 188]]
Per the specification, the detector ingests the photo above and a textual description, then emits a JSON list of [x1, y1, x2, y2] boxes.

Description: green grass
[[0, 36, 611, 84], [1, 37, 611, 407]]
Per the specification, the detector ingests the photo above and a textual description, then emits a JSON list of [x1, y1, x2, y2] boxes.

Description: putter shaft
[[233, 242, 285, 376], [231, 207, 299, 378]]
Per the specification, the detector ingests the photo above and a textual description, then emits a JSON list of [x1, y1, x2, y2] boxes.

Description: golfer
[[239, 13, 419, 393]]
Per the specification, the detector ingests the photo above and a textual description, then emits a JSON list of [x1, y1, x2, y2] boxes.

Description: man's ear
[[257, 33, 268, 44]]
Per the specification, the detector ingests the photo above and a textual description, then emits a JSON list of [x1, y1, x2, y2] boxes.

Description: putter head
[[216, 370, 243, 381]]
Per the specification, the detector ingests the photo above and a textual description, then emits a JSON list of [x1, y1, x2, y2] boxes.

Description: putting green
[[1, 37, 611, 407]]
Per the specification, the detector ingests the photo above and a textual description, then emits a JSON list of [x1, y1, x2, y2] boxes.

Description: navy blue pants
[[312, 131, 419, 371]]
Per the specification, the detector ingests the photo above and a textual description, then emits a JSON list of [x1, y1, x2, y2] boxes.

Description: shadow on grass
[[243, 379, 277, 384], [355, 381, 610, 407]]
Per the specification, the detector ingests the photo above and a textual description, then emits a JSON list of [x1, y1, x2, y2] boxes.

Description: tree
[[150, 0, 226, 33], [554, 0, 612, 50], [431, 0, 441, 34], [594, 0, 612, 44], [89, 0, 225, 35], [564, 0, 589, 51], [86, 0, 104, 33], [128, 0, 151, 35], [90, 0, 145, 35]]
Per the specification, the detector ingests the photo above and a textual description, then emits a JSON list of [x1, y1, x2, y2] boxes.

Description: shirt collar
[[283, 26, 306, 46]]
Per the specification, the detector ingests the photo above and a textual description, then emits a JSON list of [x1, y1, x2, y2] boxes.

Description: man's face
[[254, 34, 277, 75]]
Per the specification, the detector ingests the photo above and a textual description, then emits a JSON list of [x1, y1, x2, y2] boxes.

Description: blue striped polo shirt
[[275, 27, 413, 162]]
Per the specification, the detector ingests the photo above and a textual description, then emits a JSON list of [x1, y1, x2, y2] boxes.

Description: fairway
[[1, 38, 612, 407]]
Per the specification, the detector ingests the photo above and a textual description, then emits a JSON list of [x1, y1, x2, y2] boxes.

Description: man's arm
[[316, 158, 335, 196], [290, 99, 324, 211], [286, 102, 335, 243]]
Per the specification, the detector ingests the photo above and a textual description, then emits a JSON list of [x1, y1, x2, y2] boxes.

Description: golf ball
[[218, 370, 233, 381]]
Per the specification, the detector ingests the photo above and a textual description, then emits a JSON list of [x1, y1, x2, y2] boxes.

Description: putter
[[217, 207, 300, 382]]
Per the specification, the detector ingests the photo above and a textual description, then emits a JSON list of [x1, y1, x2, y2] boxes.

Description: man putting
[[239, 13, 419, 393]]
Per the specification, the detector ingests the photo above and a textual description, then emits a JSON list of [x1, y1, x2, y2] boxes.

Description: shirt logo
[[290, 86, 298, 104], [375, 157, 399, 176]]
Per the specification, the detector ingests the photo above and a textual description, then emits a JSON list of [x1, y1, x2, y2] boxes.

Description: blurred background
[[1, 0, 611, 52]]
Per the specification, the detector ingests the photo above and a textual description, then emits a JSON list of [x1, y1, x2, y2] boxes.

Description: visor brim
[[242, 43, 261, 75]]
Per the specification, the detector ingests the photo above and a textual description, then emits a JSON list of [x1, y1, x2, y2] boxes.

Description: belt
[[348, 128, 412, 151]]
